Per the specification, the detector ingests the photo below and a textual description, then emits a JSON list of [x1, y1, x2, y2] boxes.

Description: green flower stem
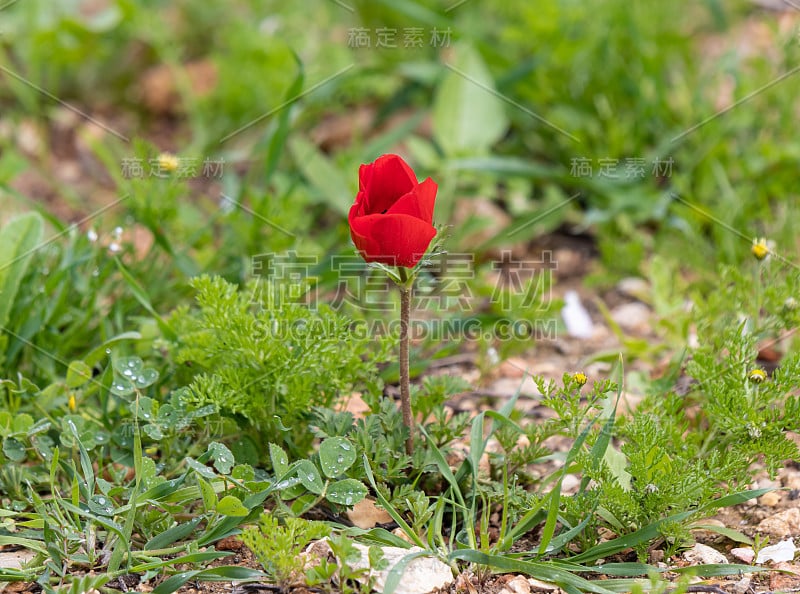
[[397, 267, 414, 455]]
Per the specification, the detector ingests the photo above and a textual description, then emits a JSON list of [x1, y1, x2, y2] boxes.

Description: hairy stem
[[398, 269, 413, 455]]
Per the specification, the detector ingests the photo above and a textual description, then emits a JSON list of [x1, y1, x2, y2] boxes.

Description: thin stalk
[[398, 267, 413, 455]]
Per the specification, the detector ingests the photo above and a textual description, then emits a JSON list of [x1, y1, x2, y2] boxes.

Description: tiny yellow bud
[[751, 238, 770, 261], [158, 152, 179, 173], [748, 368, 767, 384], [68, 393, 77, 412], [573, 372, 588, 387]]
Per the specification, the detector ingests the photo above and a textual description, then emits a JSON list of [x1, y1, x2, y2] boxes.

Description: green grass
[[0, 1, 799, 592]]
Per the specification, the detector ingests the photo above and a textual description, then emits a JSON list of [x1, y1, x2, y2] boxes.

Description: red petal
[[386, 177, 437, 223], [357, 154, 418, 215], [349, 213, 436, 267]]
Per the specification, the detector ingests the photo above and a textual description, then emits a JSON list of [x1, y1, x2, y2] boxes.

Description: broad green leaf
[[318, 437, 356, 478], [295, 460, 324, 495], [2, 437, 25, 461], [12, 414, 33, 434], [325, 478, 367, 506], [87, 494, 115, 516], [66, 361, 92, 388], [185, 457, 217, 479], [216, 495, 249, 517], [208, 442, 235, 475], [433, 43, 509, 157], [602, 444, 632, 491], [269, 443, 289, 475], [197, 476, 217, 511]]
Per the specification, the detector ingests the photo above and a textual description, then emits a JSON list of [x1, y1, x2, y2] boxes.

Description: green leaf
[[449, 550, 617, 594], [208, 442, 235, 475], [87, 494, 115, 516], [145, 517, 203, 550], [66, 360, 92, 388], [362, 457, 427, 550], [0, 535, 47, 556], [110, 376, 135, 398], [0, 213, 43, 336], [216, 495, 249, 517], [325, 479, 367, 507], [265, 57, 303, 184], [287, 136, 351, 216], [689, 523, 753, 545], [269, 443, 289, 475], [295, 460, 324, 495], [114, 258, 176, 340], [318, 437, 356, 478], [131, 551, 230, 572], [151, 566, 267, 594], [84, 331, 141, 367], [433, 43, 509, 157], [2, 437, 25, 461], [671, 563, 769, 577], [185, 457, 217, 479], [197, 476, 217, 511], [602, 444, 632, 491]]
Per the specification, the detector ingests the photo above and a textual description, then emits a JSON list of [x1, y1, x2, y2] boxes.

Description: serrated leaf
[[318, 437, 356, 478], [325, 478, 367, 507]]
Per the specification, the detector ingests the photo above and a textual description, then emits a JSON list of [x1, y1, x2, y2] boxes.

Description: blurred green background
[[0, 0, 798, 349]]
